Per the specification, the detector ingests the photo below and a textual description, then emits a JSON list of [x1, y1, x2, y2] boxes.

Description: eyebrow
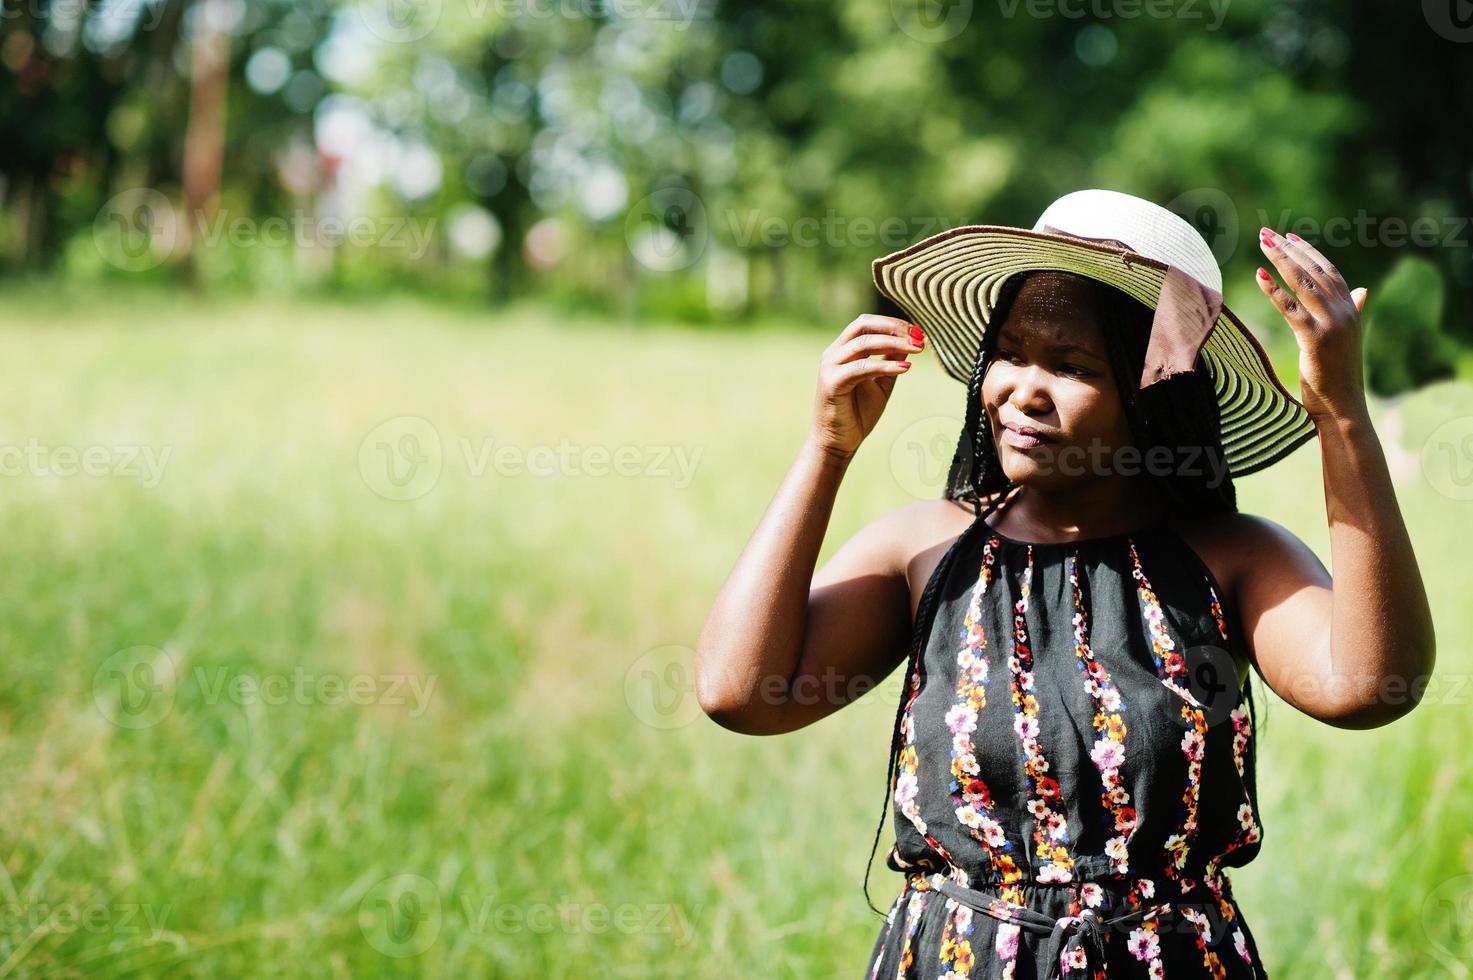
[[995, 336, 1105, 359]]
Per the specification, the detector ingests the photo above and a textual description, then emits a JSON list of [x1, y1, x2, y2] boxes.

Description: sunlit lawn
[[0, 285, 1469, 978]]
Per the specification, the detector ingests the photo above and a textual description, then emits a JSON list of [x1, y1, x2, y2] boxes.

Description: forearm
[[1317, 409, 1437, 721], [695, 436, 850, 724]]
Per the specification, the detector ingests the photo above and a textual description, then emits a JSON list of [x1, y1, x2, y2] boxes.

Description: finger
[[1258, 229, 1334, 319], [829, 357, 913, 394], [835, 314, 921, 348], [1255, 265, 1317, 341], [1351, 287, 1368, 313], [834, 331, 924, 365], [1282, 233, 1350, 296]]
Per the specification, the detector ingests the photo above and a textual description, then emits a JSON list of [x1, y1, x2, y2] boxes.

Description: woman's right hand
[[809, 315, 925, 460]]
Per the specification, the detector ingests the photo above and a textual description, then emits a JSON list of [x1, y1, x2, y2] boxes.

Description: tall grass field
[[0, 287, 1469, 977]]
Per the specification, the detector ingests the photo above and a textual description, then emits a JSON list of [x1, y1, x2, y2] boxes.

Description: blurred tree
[[1364, 254, 1458, 397]]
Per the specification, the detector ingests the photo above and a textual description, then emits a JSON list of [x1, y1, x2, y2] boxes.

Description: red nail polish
[[900, 361, 912, 369], [1287, 233, 1303, 242], [1257, 267, 1271, 281], [909, 325, 924, 343]]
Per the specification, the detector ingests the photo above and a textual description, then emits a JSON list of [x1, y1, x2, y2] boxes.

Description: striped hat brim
[[872, 224, 1317, 477]]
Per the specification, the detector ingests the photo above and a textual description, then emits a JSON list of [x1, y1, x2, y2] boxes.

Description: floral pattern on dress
[[868, 528, 1270, 979], [1008, 548, 1077, 886]]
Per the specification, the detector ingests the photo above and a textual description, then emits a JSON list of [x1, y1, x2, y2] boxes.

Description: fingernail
[[900, 361, 912, 369], [1257, 267, 1271, 281], [1260, 228, 1277, 245], [909, 325, 924, 343], [1287, 233, 1303, 242]]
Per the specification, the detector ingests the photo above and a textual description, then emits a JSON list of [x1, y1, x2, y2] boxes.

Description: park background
[[2, 0, 1473, 976]]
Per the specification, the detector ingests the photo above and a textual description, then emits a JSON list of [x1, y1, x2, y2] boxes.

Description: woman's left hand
[[1255, 226, 1371, 423]]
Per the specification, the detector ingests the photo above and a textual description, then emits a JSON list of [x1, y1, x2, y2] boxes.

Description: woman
[[695, 190, 1435, 978]]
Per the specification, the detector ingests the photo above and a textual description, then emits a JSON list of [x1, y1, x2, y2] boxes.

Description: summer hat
[[871, 188, 1316, 476]]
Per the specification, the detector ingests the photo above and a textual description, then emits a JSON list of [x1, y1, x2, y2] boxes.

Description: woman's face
[[981, 302, 1135, 492]]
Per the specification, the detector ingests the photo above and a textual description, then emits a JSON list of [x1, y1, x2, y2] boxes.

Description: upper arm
[[1218, 514, 1340, 721], [782, 504, 919, 729]]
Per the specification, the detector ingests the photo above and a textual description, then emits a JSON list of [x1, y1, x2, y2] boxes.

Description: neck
[[993, 476, 1169, 542]]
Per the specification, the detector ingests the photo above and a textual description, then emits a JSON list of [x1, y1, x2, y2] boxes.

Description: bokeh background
[[2, 0, 1473, 976]]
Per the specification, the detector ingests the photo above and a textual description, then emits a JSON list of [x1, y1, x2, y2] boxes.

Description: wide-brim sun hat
[[872, 188, 1316, 476]]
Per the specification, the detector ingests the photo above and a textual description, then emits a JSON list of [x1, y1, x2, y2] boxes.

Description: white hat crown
[[1031, 188, 1223, 293]]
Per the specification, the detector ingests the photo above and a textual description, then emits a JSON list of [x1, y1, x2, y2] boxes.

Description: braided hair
[[863, 268, 1263, 915]]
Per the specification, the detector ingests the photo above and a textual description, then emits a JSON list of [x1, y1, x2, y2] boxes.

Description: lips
[[1001, 418, 1060, 442]]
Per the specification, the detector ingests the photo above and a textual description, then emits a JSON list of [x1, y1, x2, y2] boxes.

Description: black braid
[[944, 273, 1027, 508], [862, 486, 1014, 915]]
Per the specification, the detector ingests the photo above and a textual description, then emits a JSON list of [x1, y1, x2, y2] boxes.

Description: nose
[[1005, 364, 1053, 416]]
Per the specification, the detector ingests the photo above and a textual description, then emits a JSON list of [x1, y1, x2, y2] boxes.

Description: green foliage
[[0, 291, 1468, 976], [1364, 255, 1458, 397]]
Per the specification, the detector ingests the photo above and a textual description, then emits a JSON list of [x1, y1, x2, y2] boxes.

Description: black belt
[[929, 873, 1180, 979]]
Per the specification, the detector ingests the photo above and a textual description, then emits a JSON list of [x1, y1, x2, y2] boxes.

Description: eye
[[995, 348, 1023, 364], [1060, 362, 1095, 377]]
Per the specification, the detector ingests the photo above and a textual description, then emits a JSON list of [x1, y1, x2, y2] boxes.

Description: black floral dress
[[866, 513, 1270, 979]]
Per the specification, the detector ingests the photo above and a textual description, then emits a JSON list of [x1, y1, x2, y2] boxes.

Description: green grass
[[0, 286, 1469, 977]]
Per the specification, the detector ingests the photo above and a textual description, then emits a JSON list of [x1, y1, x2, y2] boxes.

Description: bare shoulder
[[1167, 510, 1329, 599], [881, 497, 981, 621]]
